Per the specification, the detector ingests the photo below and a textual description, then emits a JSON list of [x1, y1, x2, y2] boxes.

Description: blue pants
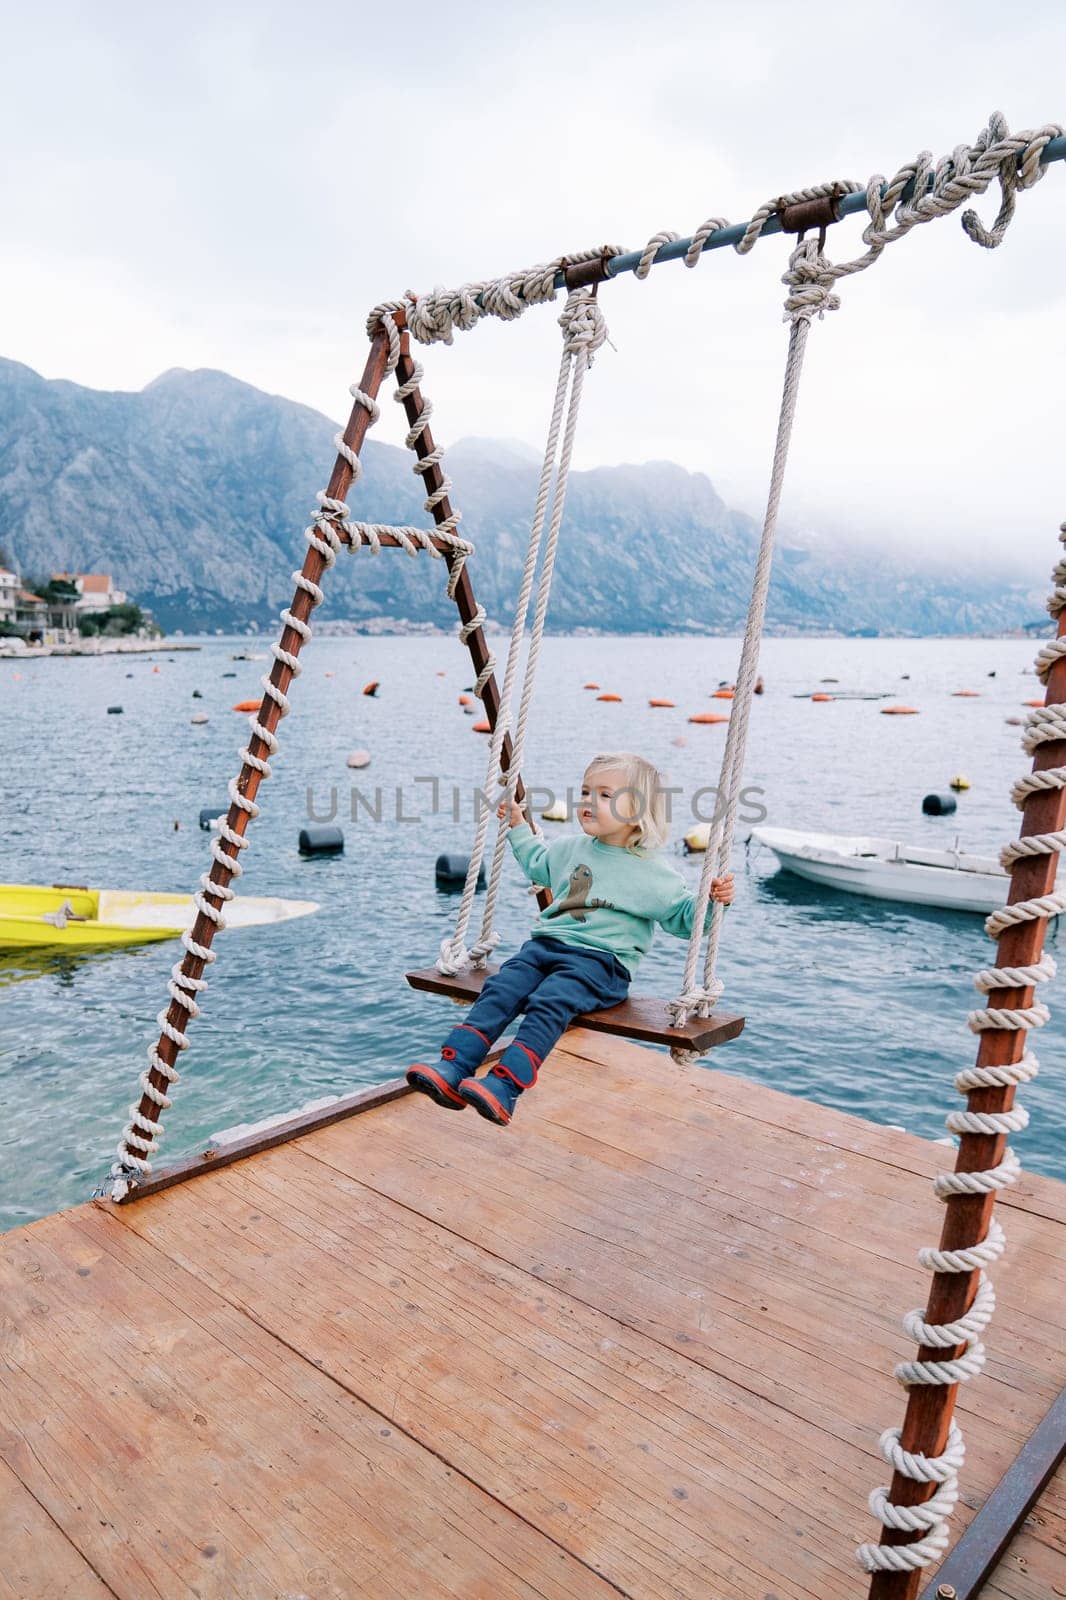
[[444, 936, 631, 1088]]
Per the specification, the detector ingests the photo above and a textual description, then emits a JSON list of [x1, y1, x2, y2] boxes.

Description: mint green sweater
[[507, 822, 718, 978]]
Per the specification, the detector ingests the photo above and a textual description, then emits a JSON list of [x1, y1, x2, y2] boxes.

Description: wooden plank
[[299, 1057, 1065, 1439], [9, 1041, 1063, 1600], [112, 1145, 871, 1600], [560, 1026, 1066, 1228], [919, 1388, 1066, 1599], [1, 1208, 617, 1600], [111, 1065, 1066, 1597], [405, 965, 746, 1051], [522, 1045, 1066, 1326], [122, 1076, 411, 1202], [0, 1456, 115, 1600]]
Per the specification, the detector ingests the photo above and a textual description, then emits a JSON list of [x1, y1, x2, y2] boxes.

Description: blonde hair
[[583, 751, 670, 854]]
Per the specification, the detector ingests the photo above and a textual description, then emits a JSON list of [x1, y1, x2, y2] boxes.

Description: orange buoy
[[810, 693, 834, 702], [363, 680, 380, 697], [1023, 699, 1045, 707], [458, 694, 473, 706], [152, 665, 161, 674], [952, 690, 980, 697], [688, 712, 729, 725], [583, 682, 600, 690], [881, 705, 919, 715], [671, 735, 688, 747], [711, 688, 734, 700], [325, 671, 334, 678], [648, 698, 675, 708], [436, 670, 446, 676], [472, 719, 491, 733], [232, 699, 260, 712], [597, 693, 622, 702]]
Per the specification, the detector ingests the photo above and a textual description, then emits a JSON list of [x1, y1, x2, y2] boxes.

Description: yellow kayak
[[0, 883, 319, 951]]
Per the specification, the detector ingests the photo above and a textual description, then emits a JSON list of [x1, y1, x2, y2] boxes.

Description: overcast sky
[[3, 1, 1065, 571]]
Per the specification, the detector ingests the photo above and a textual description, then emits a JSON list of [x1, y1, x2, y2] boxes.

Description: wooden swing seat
[[405, 965, 745, 1053]]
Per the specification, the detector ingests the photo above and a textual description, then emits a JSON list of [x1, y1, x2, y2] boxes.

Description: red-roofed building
[[52, 572, 128, 612]]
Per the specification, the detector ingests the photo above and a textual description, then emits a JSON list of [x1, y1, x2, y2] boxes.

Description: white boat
[[749, 826, 1011, 914]]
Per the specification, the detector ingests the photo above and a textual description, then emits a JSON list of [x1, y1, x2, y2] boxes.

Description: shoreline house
[[0, 567, 18, 629], [15, 587, 50, 641], [53, 572, 128, 613], [1, 568, 133, 646]]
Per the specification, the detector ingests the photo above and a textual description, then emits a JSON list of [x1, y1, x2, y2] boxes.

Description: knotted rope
[[856, 521, 1066, 1576], [368, 247, 620, 352], [634, 111, 1059, 289], [436, 290, 610, 975]]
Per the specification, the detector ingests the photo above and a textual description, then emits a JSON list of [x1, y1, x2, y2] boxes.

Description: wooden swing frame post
[[869, 612, 1066, 1599], [118, 333, 395, 1178], [117, 321, 544, 1188], [389, 321, 532, 814]]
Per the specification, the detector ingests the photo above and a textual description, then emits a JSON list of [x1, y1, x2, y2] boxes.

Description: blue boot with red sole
[[406, 1023, 491, 1110], [458, 1041, 540, 1126]]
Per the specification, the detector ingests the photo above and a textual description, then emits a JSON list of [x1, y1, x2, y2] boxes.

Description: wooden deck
[[1, 1028, 1063, 1599]]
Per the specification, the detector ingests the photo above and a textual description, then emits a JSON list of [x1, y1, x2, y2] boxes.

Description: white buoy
[[540, 799, 568, 822], [347, 749, 371, 769], [190, 713, 209, 725], [683, 824, 711, 853]]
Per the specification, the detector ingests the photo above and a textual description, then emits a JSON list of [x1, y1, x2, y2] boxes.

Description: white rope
[[438, 291, 609, 975], [985, 889, 1066, 939], [369, 313, 499, 704], [666, 238, 832, 1059], [1012, 763, 1066, 807], [860, 512, 1066, 1574], [477, 293, 606, 944], [106, 377, 388, 1197], [1022, 702, 1066, 753], [367, 248, 621, 351], [438, 316, 575, 972], [856, 1424, 965, 1573]]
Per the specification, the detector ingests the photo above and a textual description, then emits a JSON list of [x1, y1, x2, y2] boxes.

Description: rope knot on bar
[[558, 288, 607, 360], [367, 248, 623, 351], [782, 236, 841, 323]]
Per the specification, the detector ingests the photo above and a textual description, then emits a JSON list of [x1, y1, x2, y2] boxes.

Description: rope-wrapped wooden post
[[865, 593, 1066, 1597], [390, 323, 523, 793], [388, 321, 549, 913], [106, 331, 392, 1196]]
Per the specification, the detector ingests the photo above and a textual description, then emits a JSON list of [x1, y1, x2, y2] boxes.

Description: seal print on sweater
[[542, 863, 615, 922]]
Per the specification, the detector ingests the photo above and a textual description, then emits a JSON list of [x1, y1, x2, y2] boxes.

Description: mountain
[[0, 358, 1044, 635]]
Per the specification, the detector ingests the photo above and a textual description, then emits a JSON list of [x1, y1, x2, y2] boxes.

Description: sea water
[[1, 633, 1062, 1230]]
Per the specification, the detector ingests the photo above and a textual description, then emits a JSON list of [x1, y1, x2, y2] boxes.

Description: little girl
[[407, 750, 734, 1126]]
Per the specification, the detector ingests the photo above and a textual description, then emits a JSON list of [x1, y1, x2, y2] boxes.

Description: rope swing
[[434, 288, 609, 978], [101, 106, 1066, 1600]]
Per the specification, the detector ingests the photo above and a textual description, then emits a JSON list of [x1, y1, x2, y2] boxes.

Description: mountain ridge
[[0, 357, 1044, 636]]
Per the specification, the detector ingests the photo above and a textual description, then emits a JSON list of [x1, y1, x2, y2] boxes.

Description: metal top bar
[[567, 132, 1066, 286]]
